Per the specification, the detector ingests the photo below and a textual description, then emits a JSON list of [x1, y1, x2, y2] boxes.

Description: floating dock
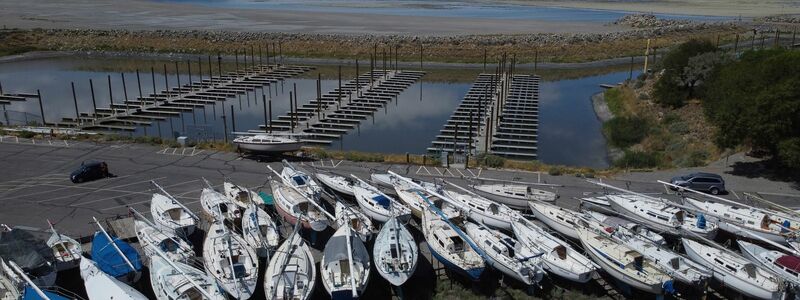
[[255, 69, 425, 144]]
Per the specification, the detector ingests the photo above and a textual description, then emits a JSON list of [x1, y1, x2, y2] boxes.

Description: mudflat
[[513, 0, 800, 18]]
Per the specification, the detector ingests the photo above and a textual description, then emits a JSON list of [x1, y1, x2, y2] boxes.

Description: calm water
[[0, 56, 635, 168], [156, 0, 731, 22]]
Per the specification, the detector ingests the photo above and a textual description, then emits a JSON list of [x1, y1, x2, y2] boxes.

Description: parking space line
[[99, 181, 215, 211], [4, 175, 136, 200], [71, 179, 201, 207], [35, 177, 168, 204]]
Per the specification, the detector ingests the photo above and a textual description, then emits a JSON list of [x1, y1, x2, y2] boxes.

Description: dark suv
[[70, 161, 109, 183], [669, 172, 726, 195]]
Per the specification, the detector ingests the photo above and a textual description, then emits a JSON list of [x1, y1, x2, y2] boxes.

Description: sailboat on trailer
[[373, 213, 418, 286], [263, 221, 316, 300], [150, 181, 197, 236], [203, 217, 259, 299], [45, 220, 82, 271]]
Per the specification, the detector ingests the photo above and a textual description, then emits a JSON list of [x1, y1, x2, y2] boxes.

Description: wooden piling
[[187, 60, 193, 91], [734, 34, 739, 53], [37, 90, 45, 125], [483, 48, 487, 73], [230, 105, 236, 132], [289, 92, 294, 132], [262, 95, 268, 132], [71, 82, 79, 123], [136, 69, 143, 99], [268, 99, 272, 133], [221, 107, 228, 143], [89, 79, 97, 117], [217, 54, 222, 88], [355, 59, 360, 98], [107, 75, 114, 111], [338, 65, 342, 106], [163, 64, 169, 103], [121, 73, 130, 113], [174, 61, 181, 100], [198, 57, 203, 83]]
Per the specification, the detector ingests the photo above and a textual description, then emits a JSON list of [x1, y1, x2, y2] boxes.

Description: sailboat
[[335, 202, 375, 242], [321, 225, 371, 299], [441, 187, 514, 230], [392, 177, 445, 218], [738, 240, 800, 287], [150, 181, 197, 236], [422, 205, 485, 280], [232, 133, 304, 153], [682, 238, 784, 299], [684, 197, 797, 244], [149, 255, 227, 300], [133, 220, 194, 263], [224, 181, 261, 211], [583, 210, 665, 246], [80, 257, 148, 300], [242, 204, 281, 258], [45, 221, 82, 271], [271, 178, 329, 231], [316, 173, 356, 197], [0, 225, 56, 288], [472, 183, 558, 208], [373, 215, 418, 286], [606, 194, 717, 238], [352, 176, 412, 223], [511, 218, 598, 283], [0, 259, 20, 300], [201, 178, 242, 222], [577, 227, 674, 294], [202, 221, 259, 299], [5, 258, 77, 300], [528, 201, 584, 240], [465, 222, 544, 286], [370, 173, 394, 189], [263, 224, 316, 300], [279, 160, 322, 196], [90, 218, 142, 284]]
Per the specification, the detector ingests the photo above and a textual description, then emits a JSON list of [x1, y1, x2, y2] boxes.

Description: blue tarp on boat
[[372, 195, 391, 209], [90, 231, 142, 278], [22, 285, 70, 300]]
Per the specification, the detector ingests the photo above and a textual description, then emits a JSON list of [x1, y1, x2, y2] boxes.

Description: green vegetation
[[603, 88, 626, 116], [603, 116, 649, 148], [703, 49, 800, 169], [652, 39, 720, 107], [614, 150, 660, 168]]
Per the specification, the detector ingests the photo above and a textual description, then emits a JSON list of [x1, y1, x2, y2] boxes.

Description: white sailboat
[[45, 221, 82, 271], [472, 183, 558, 208], [223, 181, 261, 211], [150, 181, 197, 236], [511, 218, 598, 283], [528, 201, 584, 240], [316, 173, 356, 197], [422, 205, 485, 280], [134, 220, 194, 263], [270, 178, 330, 231], [352, 175, 411, 223], [242, 204, 281, 258], [684, 197, 796, 244], [577, 227, 674, 294], [150, 256, 227, 300], [465, 222, 545, 287], [441, 184, 514, 230], [738, 240, 800, 286], [233, 134, 304, 153], [606, 194, 717, 238], [370, 173, 394, 189], [335, 202, 375, 242], [80, 257, 148, 300], [279, 160, 322, 196], [682, 238, 784, 299], [0, 259, 20, 300], [392, 177, 444, 218], [583, 211, 666, 246], [263, 225, 316, 300], [201, 179, 242, 222], [321, 225, 371, 299], [373, 215, 418, 286], [202, 221, 259, 299]]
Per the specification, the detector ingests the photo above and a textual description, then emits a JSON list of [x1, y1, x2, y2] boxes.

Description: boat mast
[[150, 243, 215, 299], [128, 207, 194, 255], [268, 166, 334, 220], [92, 217, 136, 272], [46, 219, 72, 257], [7, 260, 50, 300], [273, 219, 303, 299], [151, 180, 199, 220], [216, 205, 242, 299], [344, 224, 358, 297]]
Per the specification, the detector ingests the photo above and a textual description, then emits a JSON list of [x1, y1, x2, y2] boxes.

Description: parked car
[[70, 161, 109, 183], [669, 172, 726, 195]]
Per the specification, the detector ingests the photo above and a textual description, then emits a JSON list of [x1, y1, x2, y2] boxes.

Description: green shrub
[[604, 88, 625, 116], [603, 116, 649, 148], [475, 153, 505, 168], [17, 131, 35, 138], [614, 150, 660, 168], [667, 121, 690, 135], [778, 138, 800, 169], [548, 166, 563, 176]]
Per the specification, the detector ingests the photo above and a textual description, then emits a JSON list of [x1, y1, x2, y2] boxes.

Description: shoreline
[[591, 91, 623, 164]]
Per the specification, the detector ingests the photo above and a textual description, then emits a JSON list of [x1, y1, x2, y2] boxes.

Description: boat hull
[[235, 141, 304, 153], [427, 243, 484, 281], [530, 205, 579, 240], [541, 259, 593, 283], [467, 211, 512, 230], [472, 189, 530, 209], [274, 199, 317, 231], [683, 240, 782, 300], [608, 200, 678, 235], [581, 243, 663, 294]]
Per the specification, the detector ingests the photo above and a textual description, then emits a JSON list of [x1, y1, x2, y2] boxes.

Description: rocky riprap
[[760, 14, 800, 24], [614, 14, 694, 28]]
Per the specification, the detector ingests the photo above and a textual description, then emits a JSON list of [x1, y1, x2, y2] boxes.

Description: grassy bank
[[600, 77, 722, 169], [1, 27, 744, 64]]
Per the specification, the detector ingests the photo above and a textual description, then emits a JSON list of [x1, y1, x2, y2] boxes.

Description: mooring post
[[628, 56, 634, 81], [289, 92, 294, 132], [221, 107, 228, 143], [37, 89, 45, 125], [534, 48, 538, 74], [187, 60, 193, 91], [258, 44, 263, 67], [198, 57, 203, 83], [235, 49, 239, 72], [150, 67, 156, 104], [217, 53, 223, 86], [483, 48, 487, 73], [250, 44, 256, 72], [89, 79, 98, 118], [369, 54, 374, 88], [382, 48, 387, 79], [174, 61, 182, 100], [293, 82, 298, 111], [268, 99, 272, 133], [121, 73, 130, 114], [419, 43, 423, 71], [467, 110, 473, 169], [338, 65, 342, 106], [208, 55, 213, 86], [316, 73, 321, 120], [793, 27, 797, 47], [163, 64, 169, 104], [279, 42, 283, 65], [262, 95, 268, 132], [734, 34, 740, 53], [355, 59, 360, 98], [230, 104, 236, 133], [71, 82, 79, 124], [775, 30, 780, 48], [453, 124, 459, 157], [0, 81, 3, 94], [107, 75, 115, 114]]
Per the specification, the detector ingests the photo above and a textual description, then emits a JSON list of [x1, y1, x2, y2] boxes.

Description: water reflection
[[0, 56, 636, 168]]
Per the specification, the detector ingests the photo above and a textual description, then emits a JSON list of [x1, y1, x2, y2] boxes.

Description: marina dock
[[255, 69, 425, 144]]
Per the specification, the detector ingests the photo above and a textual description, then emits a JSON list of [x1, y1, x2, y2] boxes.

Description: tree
[[703, 49, 800, 168], [653, 39, 718, 107]]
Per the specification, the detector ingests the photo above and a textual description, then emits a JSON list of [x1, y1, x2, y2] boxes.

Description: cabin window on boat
[[555, 245, 567, 260], [786, 267, 798, 277], [292, 176, 307, 186], [450, 237, 465, 252]]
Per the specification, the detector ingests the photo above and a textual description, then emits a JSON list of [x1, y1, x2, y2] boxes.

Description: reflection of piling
[[37, 89, 45, 125]]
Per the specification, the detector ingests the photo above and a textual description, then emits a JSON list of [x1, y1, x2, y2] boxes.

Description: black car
[[70, 161, 109, 183], [669, 172, 726, 195]]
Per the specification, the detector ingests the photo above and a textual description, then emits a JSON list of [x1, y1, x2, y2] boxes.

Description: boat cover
[[371, 195, 391, 209], [0, 229, 55, 278], [22, 285, 70, 300], [90, 232, 142, 277], [776, 255, 800, 273], [323, 235, 369, 265], [259, 191, 274, 205]]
